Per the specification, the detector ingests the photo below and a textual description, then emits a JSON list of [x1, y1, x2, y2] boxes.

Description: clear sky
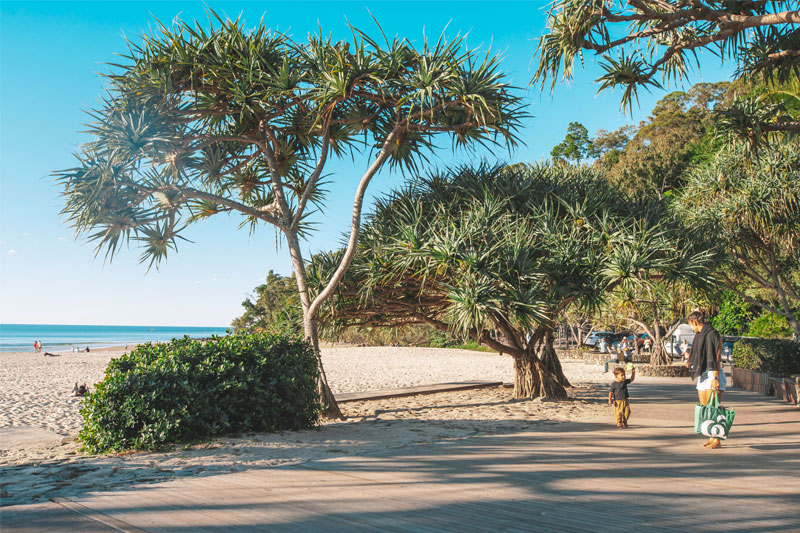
[[0, 1, 734, 327]]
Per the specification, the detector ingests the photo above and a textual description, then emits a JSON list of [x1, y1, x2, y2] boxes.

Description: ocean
[[0, 323, 231, 352]]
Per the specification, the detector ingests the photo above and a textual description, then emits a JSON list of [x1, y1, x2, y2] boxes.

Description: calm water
[[0, 323, 230, 352]]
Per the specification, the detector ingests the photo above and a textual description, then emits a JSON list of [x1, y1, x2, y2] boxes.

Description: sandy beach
[[0, 346, 608, 506]]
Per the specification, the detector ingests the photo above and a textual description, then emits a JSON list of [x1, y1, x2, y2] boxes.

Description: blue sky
[[0, 1, 734, 327]]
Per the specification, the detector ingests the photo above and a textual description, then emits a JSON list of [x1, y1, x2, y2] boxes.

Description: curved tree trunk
[[512, 329, 567, 400]]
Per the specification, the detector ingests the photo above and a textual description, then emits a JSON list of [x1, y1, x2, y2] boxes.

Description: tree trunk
[[650, 343, 670, 366], [303, 316, 343, 420], [538, 328, 571, 388], [512, 329, 568, 400], [285, 229, 343, 420]]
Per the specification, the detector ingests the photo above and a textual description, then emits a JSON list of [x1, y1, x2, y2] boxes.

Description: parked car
[[663, 324, 697, 359], [583, 331, 614, 347], [721, 336, 740, 362]]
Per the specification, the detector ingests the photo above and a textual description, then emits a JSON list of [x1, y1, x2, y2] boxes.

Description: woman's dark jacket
[[687, 323, 722, 380]]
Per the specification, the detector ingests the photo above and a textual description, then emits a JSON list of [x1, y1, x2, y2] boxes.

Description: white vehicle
[[663, 324, 696, 358], [583, 331, 613, 347]]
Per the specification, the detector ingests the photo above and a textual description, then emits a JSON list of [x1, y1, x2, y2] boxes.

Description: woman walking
[[685, 309, 726, 449]]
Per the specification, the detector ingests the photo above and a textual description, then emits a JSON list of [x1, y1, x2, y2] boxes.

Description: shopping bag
[[694, 392, 735, 439]]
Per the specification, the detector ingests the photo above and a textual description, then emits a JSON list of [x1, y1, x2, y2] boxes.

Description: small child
[[608, 365, 635, 428]]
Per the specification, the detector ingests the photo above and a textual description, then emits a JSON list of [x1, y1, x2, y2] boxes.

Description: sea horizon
[[0, 323, 231, 352]]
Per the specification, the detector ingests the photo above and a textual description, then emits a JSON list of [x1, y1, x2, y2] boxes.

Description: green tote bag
[[694, 392, 735, 439]]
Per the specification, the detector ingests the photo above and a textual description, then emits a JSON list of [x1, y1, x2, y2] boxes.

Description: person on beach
[[73, 383, 89, 396], [609, 365, 635, 428], [685, 309, 726, 449]]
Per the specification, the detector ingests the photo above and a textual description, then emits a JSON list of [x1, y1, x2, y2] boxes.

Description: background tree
[[56, 12, 525, 416], [590, 82, 732, 198], [551, 121, 593, 163], [310, 163, 624, 400], [311, 162, 713, 397], [591, 125, 635, 171], [533, 0, 800, 136], [712, 290, 754, 335], [232, 271, 301, 335], [681, 141, 800, 340], [602, 202, 717, 364]]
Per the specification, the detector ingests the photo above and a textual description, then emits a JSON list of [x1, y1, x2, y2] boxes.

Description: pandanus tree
[[680, 141, 800, 341], [533, 0, 800, 139], [309, 163, 638, 400], [56, 12, 526, 416], [602, 208, 718, 365]]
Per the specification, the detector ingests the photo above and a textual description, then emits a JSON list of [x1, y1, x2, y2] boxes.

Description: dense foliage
[[681, 141, 800, 339], [79, 333, 319, 453], [533, 0, 800, 138], [594, 82, 732, 198], [733, 338, 800, 376], [712, 290, 753, 336], [232, 271, 301, 335], [747, 312, 794, 339]]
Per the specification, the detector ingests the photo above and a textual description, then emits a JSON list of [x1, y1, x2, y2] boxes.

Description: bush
[[732, 338, 800, 376], [746, 312, 792, 338], [79, 333, 320, 453]]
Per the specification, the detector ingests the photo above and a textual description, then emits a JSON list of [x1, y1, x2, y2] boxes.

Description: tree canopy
[[593, 81, 732, 198], [310, 162, 716, 398], [681, 140, 800, 340], [533, 1, 800, 135], [56, 10, 527, 416], [231, 271, 300, 335], [551, 121, 593, 163]]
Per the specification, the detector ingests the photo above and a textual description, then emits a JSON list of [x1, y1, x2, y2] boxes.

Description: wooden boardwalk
[[3, 377, 799, 532]]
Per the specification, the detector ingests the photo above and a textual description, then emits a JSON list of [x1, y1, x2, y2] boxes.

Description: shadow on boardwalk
[[3, 378, 799, 532]]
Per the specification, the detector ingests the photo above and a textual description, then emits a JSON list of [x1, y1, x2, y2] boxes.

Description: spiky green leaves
[[58, 10, 526, 270], [534, 0, 800, 120]]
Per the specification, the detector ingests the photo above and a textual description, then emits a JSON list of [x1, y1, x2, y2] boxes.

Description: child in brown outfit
[[609, 365, 635, 428]]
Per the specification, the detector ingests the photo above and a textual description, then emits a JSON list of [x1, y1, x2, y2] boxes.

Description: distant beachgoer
[[74, 383, 89, 396], [33, 341, 39, 353], [618, 340, 631, 362], [85, 346, 90, 353], [609, 365, 636, 428], [680, 339, 690, 360], [72, 382, 79, 395]]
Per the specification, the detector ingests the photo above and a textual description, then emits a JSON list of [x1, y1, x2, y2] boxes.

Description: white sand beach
[[0, 346, 607, 437], [0, 346, 608, 506]]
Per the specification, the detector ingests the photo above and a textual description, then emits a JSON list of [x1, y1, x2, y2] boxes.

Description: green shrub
[[712, 290, 752, 335], [732, 338, 800, 376], [79, 333, 320, 453], [746, 312, 792, 338], [428, 331, 457, 348]]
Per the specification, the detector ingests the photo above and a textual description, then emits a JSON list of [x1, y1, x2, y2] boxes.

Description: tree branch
[[291, 119, 331, 229], [307, 127, 403, 319]]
